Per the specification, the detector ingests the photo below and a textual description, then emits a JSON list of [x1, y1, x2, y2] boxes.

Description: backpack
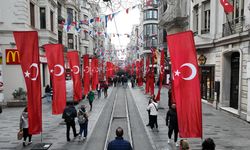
[[78, 112, 86, 124]]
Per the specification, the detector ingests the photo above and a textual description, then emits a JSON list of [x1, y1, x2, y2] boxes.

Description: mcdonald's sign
[[6, 49, 20, 64]]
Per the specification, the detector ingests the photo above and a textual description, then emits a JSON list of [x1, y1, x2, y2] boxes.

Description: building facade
[[159, 0, 250, 121], [0, 0, 101, 102]]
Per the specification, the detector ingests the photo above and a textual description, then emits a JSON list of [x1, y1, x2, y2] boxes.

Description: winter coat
[[62, 105, 77, 123], [20, 112, 28, 129], [166, 108, 178, 129], [87, 91, 95, 102], [107, 137, 133, 150]]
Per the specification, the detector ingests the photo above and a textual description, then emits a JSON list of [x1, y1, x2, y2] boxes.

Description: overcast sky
[[107, 7, 140, 49]]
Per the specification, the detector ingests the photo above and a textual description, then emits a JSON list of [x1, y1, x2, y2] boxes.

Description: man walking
[[62, 102, 78, 141], [107, 127, 133, 150], [166, 104, 179, 146]]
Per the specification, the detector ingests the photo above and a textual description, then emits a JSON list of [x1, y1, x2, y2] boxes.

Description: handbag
[[17, 130, 23, 140]]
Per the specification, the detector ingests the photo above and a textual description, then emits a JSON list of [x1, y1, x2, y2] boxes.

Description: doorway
[[230, 52, 239, 109]]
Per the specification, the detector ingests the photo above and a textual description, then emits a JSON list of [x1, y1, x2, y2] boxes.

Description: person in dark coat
[[202, 138, 216, 150], [62, 103, 78, 141], [166, 104, 179, 146], [107, 127, 132, 150]]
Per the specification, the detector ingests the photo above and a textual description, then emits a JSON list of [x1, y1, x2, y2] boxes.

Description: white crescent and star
[[50, 64, 64, 77], [174, 63, 197, 81], [72, 66, 80, 74], [24, 63, 39, 81]]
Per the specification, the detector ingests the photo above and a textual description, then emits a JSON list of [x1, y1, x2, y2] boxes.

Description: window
[[50, 10, 54, 32], [68, 34, 74, 49], [143, 24, 158, 48], [75, 35, 77, 50], [58, 31, 62, 44], [40, 8, 46, 29], [202, 1, 210, 34], [84, 46, 88, 54], [30, 2, 35, 27], [67, 8, 73, 23], [144, 9, 158, 20], [193, 5, 199, 34], [230, 0, 244, 23], [58, 3, 62, 17], [84, 31, 88, 40]]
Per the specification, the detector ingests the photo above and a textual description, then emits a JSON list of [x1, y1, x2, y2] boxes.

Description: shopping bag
[[17, 130, 23, 140]]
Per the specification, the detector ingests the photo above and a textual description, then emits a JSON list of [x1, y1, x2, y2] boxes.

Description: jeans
[[66, 121, 77, 140], [45, 93, 51, 102], [79, 122, 88, 137], [23, 128, 32, 142], [168, 125, 178, 142]]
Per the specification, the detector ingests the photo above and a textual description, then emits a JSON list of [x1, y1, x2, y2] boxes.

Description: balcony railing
[[201, 28, 210, 34], [222, 16, 245, 37]]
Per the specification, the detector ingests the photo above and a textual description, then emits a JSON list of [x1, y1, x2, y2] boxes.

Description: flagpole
[[225, 13, 233, 34]]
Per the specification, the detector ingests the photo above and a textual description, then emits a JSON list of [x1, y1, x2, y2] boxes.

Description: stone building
[[0, 0, 101, 102], [159, 0, 250, 121]]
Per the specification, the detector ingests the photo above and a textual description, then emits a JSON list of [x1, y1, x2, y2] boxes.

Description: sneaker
[[82, 137, 86, 140], [28, 141, 32, 145], [167, 139, 170, 144], [175, 142, 179, 147], [67, 138, 71, 142], [23, 142, 26, 147], [74, 133, 79, 138]]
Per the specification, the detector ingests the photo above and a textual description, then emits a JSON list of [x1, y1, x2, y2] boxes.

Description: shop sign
[[6, 49, 20, 64]]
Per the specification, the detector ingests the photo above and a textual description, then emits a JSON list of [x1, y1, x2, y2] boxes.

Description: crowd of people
[[17, 75, 216, 150]]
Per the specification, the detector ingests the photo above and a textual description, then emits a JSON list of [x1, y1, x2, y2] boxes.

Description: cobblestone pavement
[[129, 85, 250, 150], [1, 85, 250, 150]]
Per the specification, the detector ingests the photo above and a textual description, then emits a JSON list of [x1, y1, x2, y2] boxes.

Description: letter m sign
[[6, 49, 20, 64]]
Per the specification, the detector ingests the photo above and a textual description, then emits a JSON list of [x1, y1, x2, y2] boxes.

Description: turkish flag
[[132, 63, 135, 76], [149, 68, 155, 96], [44, 44, 66, 114], [91, 58, 99, 90], [83, 55, 90, 96], [220, 0, 234, 14], [156, 50, 165, 101], [167, 31, 202, 138], [106, 62, 112, 80], [67, 51, 82, 101], [13, 31, 42, 134]]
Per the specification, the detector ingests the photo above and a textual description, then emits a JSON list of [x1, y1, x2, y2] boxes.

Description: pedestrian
[[202, 138, 215, 150], [180, 139, 190, 150], [62, 102, 78, 142], [87, 90, 95, 111], [19, 107, 32, 147], [45, 84, 52, 102], [146, 96, 158, 132], [103, 81, 109, 98], [107, 127, 133, 150], [166, 104, 179, 146], [96, 83, 101, 99], [77, 105, 88, 140]]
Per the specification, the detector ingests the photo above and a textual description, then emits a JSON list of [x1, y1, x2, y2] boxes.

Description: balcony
[[158, 0, 189, 30], [222, 16, 245, 37]]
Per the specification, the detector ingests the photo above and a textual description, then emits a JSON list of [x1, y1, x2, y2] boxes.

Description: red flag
[[220, 0, 234, 14], [138, 59, 144, 86], [83, 55, 90, 96], [136, 60, 140, 84], [167, 31, 202, 138], [132, 63, 135, 76], [156, 50, 165, 101], [67, 51, 82, 101], [91, 58, 99, 90], [13, 31, 42, 134], [44, 44, 66, 114]]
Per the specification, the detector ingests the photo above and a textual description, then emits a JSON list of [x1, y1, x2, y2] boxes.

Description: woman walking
[[77, 105, 88, 140], [19, 107, 32, 147]]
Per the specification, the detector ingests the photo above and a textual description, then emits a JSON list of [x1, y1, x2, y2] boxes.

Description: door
[[230, 52, 239, 109]]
